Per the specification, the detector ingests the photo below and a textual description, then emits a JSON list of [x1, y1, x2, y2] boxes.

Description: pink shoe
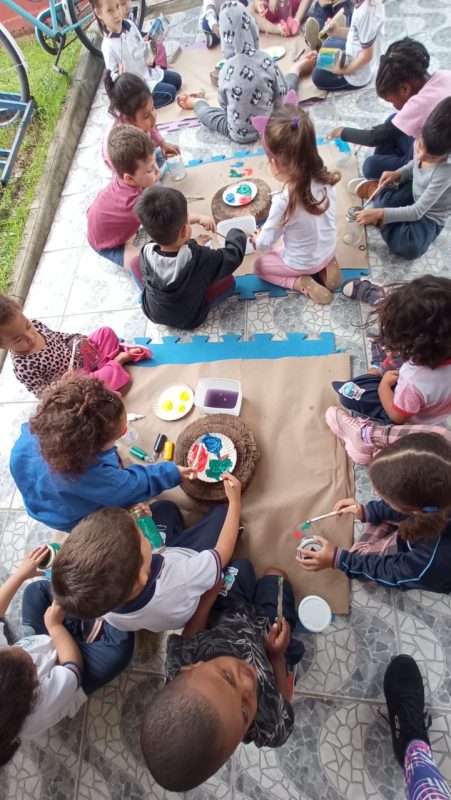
[[325, 406, 375, 465], [287, 16, 300, 35]]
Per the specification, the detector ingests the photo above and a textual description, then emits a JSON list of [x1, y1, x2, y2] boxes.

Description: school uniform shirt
[[140, 229, 247, 329], [392, 360, 451, 425], [104, 548, 222, 632], [345, 0, 385, 88], [255, 185, 337, 272], [382, 157, 451, 228], [101, 20, 163, 92], [334, 500, 451, 592], [9, 423, 181, 533], [392, 71, 451, 141], [165, 603, 294, 748], [87, 176, 142, 251], [0, 621, 86, 739]]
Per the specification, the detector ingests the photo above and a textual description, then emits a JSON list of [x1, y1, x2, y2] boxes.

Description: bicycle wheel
[[66, 0, 103, 58], [130, 0, 146, 31], [0, 27, 30, 127]]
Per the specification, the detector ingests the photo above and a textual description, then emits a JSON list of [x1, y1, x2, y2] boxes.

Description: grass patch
[[0, 35, 82, 292]]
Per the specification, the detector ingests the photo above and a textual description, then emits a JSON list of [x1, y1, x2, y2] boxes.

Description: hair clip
[[422, 506, 438, 513], [291, 116, 299, 129]]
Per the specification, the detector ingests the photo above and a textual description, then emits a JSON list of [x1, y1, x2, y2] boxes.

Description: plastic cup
[[298, 595, 332, 632], [167, 155, 187, 182], [37, 542, 61, 573]]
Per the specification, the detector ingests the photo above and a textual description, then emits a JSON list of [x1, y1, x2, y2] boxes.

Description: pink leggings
[[87, 327, 130, 391], [254, 250, 327, 290]]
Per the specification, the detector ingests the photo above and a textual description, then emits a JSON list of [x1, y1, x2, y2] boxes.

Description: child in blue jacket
[[297, 432, 451, 592], [10, 376, 192, 533]]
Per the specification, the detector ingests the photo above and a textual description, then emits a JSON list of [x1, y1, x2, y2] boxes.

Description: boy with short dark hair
[[52, 474, 243, 633], [140, 558, 304, 792], [356, 96, 451, 259], [135, 186, 247, 330], [87, 124, 159, 269]]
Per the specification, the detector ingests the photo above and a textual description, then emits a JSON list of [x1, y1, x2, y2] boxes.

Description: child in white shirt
[[90, 0, 182, 107], [251, 101, 341, 304], [0, 548, 133, 765]]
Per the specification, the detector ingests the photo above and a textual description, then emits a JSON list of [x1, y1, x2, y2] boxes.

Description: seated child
[[0, 294, 150, 397], [297, 433, 451, 593], [140, 558, 304, 791], [356, 97, 451, 259], [135, 187, 247, 329], [87, 124, 159, 269], [311, 0, 385, 93], [0, 547, 133, 765], [177, 1, 290, 145], [330, 276, 451, 425], [10, 376, 188, 533], [302, 0, 354, 32], [200, 0, 248, 46], [90, 0, 182, 108], [51, 474, 242, 632], [103, 73, 180, 172], [251, 0, 301, 37], [251, 102, 341, 304]]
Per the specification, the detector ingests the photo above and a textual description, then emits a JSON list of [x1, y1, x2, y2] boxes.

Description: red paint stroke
[[239, 196, 251, 205], [294, 530, 302, 540], [191, 443, 208, 472]]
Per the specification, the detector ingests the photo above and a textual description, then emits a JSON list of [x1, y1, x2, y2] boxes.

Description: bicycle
[[0, 0, 146, 125]]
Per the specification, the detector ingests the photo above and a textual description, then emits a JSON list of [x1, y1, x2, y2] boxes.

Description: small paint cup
[[296, 536, 322, 560], [38, 542, 61, 572], [298, 595, 332, 633], [167, 155, 186, 182]]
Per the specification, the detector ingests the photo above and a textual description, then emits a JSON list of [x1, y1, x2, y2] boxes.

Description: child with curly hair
[[329, 275, 451, 425], [0, 294, 150, 397], [10, 376, 191, 533], [297, 433, 451, 592], [0, 547, 133, 766]]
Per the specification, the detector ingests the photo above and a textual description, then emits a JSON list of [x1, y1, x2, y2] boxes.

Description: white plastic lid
[[298, 595, 332, 632]]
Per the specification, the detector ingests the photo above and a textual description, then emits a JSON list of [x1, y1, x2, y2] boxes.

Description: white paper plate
[[222, 181, 257, 207], [187, 432, 237, 483], [263, 45, 286, 61], [152, 383, 194, 421]]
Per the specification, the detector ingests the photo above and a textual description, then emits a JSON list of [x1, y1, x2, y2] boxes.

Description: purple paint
[[204, 389, 238, 409]]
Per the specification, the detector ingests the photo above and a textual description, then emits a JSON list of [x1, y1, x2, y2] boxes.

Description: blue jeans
[[374, 182, 443, 259], [152, 69, 182, 108], [201, 16, 221, 45], [22, 581, 134, 695], [312, 37, 356, 92], [308, 1, 353, 27], [150, 500, 228, 550], [363, 114, 414, 180]]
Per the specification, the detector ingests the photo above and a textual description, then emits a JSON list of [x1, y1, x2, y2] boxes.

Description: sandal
[[176, 89, 206, 110], [287, 16, 300, 35], [293, 275, 333, 304], [304, 17, 321, 50], [279, 18, 290, 36], [342, 278, 385, 305]]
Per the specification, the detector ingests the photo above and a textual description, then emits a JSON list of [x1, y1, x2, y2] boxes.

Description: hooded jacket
[[218, 1, 287, 144], [140, 228, 247, 329]]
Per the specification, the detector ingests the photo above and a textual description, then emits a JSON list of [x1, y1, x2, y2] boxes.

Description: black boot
[[383, 654, 431, 767]]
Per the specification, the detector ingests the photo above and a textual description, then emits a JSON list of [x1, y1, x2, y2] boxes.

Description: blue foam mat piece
[[132, 332, 336, 367], [233, 271, 369, 301], [185, 139, 351, 169]]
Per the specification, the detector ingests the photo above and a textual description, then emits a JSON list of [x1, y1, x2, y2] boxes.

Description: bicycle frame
[[1, 0, 94, 39]]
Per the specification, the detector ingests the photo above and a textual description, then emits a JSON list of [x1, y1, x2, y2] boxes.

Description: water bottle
[[130, 506, 165, 552]]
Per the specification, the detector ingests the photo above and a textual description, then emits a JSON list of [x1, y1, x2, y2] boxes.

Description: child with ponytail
[[297, 433, 451, 593], [251, 102, 341, 304]]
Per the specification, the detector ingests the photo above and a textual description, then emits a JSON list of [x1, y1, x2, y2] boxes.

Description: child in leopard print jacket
[[0, 295, 151, 397]]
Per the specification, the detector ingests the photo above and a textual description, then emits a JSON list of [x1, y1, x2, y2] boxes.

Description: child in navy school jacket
[[10, 376, 192, 533], [297, 432, 451, 592]]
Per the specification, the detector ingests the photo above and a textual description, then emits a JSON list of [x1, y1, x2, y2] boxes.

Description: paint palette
[[188, 432, 237, 483], [262, 45, 286, 61], [152, 382, 194, 421], [222, 181, 257, 207]]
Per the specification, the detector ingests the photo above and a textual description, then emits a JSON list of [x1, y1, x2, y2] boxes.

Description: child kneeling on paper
[[134, 187, 247, 329], [51, 475, 242, 633], [0, 548, 133, 766]]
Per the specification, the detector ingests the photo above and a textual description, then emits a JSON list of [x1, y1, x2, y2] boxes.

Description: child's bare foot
[[291, 51, 317, 78], [177, 90, 206, 110]]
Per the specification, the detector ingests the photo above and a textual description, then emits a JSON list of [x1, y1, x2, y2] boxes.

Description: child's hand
[[327, 127, 343, 141], [222, 472, 241, 502], [196, 234, 212, 246], [333, 498, 363, 521], [197, 215, 216, 232], [296, 536, 335, 571], [162, 141, 181, 158], [129, 502, 151, 517], [255, 0, 267, 16], [380, 369, 399, 388], [248, 231, 259, 249], [266, 618, 290, 656], [379, 170, 399, 189], [15, 546, 50, 580], [178, 465, 196, 481], [119, 62, 126, 75], [44, 601, 65, 630], [114, 351, 134, 365], [212, 23, 220, 36], [356, 208, 384, 227]]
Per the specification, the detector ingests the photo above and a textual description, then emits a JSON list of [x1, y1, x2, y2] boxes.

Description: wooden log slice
[[174, 414, 261, 502], [211, 178, 272, 225]]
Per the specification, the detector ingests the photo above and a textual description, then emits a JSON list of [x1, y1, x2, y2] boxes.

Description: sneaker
[[304, 17, 321, 50], [356, 180, 379, 201], [205, 32, 214, 49], [342, 278, 385, 305], [383, 655, 431, 767], [325, 406, 375, 465]]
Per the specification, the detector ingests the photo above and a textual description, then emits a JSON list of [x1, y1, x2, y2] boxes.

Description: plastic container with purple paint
[[194, 378, 242, 416]]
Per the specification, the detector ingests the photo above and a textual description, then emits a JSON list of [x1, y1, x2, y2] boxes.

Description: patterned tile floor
[[1, 1, 451, 797]]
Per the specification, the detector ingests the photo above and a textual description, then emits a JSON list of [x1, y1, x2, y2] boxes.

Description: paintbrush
[[292, 46, 306, 62], [300, 505, 358, 531], [189, 444, 202, 480], [361, 184, 384, 210], [276, 576, 284, 630]]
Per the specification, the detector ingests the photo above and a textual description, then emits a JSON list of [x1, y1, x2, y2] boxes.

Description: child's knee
[[362, 156, 384, 181]]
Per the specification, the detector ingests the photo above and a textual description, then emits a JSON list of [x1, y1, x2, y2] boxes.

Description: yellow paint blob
[[162, 400, 173, 411], [178, 405, 186, 413], [179, 390, 190, 401]]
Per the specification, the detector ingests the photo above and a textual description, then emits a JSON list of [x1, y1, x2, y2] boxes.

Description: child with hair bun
[[250, 103, 341, 304], [10, 376, 191, 533], [298, 433, 451, 593]]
